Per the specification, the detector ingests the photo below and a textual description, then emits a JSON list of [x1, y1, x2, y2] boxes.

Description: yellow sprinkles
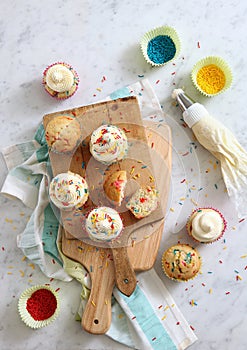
[[196, 64, 226, 94]]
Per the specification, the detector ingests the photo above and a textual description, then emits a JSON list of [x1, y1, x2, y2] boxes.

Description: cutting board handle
[[112, 247, 137, 296], [82, 265, 115, 334]]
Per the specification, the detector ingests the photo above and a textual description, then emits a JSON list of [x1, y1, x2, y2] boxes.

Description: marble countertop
[[1, 1, 247, 349]]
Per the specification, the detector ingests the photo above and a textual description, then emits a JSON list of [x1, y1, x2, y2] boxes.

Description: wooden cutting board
[[43, 98, 172, 334], [62, 121, 171, 334]]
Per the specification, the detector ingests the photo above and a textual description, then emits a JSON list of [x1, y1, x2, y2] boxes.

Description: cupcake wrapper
[[141, 26, 181, 67], [186, 207, 227, 244], [191, 56, 232, 97], [18, 285, 60, 329], [46, 115, 82, 155], [161, 243, 202, 282], [43, 62, 79, 100]]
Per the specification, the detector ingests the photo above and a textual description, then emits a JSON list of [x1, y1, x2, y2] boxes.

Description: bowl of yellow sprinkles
[[191, 56, 233, 97]]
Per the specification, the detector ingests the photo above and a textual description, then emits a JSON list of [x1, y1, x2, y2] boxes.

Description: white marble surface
[[1, 1, 247, 349]]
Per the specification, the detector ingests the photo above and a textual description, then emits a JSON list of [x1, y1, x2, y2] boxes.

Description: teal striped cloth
[[1, 80, 197, 350]]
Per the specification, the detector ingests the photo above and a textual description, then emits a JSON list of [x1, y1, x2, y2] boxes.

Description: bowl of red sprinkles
[[18, 285, 60, 329]]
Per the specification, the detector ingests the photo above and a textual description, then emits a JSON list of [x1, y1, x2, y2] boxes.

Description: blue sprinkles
[[147, 35, 176, 64]]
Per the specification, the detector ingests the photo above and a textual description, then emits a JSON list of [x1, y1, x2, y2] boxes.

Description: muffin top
[[187, 208, 226, 243], [45, 115, 81, 153], [162, 243, 201, 281]]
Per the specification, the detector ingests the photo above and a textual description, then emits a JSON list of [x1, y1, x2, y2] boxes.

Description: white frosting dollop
[[86, 206, 123, 242], [45, 64, 74, 92], [191, 209, 224, 242], [90, 125, 128, 165], [49, 171, 88, 211]]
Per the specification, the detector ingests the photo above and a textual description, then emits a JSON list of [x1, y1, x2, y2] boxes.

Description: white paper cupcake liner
[[141, 25, 181, 66], [18, 285, 60, 329]]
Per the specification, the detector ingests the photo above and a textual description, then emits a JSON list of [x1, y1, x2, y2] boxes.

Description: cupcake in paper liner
[[191, 56, 232, 96], [161, 243, 201, 282], [43, 62, 79, 99], [18, 285, 60, 329], [45, 114, 82, 153], [140, 25, 181, 66], [186, 207, 227, 244]]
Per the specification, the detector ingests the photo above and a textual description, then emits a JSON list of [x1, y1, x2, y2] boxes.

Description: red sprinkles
[[26, 289, 57, 321]]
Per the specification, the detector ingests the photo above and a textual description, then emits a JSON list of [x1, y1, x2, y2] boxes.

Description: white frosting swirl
[[49, 172, 88, 211], [45, 64, 74, 92], [90, 125, 128, 165], [191, 209, 224, 242], [86, 207, 123, 242]]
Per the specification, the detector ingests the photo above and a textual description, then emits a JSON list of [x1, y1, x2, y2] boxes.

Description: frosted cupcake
[[186, 207, 227, 243], [90, 125, 128, 165], [18, 285, 60, 329], [49, 171, 89, 211], [45, 115, 81, 153], [43, 62, 79, 99], [162, 243, 201, 281], [85, 206, 123, 242], [126, 186, 159, 219]]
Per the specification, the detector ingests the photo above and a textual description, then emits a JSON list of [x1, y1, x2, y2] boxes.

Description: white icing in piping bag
[[172, 88, 247, 218]]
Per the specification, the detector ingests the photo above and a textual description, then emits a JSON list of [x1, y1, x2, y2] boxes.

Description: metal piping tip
[[172, 89, 195, 112]]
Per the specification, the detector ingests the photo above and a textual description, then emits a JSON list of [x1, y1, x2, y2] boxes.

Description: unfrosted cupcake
[[85, 206, 123, 242], [43, 62, 79, 99], [103, 170, 127, 206], [18, 285, 60, 329], [162, 243, 201, 281], [49, 171, 89, 211], [90, 125, 128, 165], [45, 115, 81, 153], [126, 186, 159, 219], [186, 207, 227, 244]]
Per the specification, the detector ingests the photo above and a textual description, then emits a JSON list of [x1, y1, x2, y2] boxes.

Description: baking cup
[[186, 207, 227, 244], [140, 25, 181, 66], [45, 115, 82, 154], [43, 62, 79, 100], [18, 285, 60, 329], [161, 243, 202, 282], [191, 56, 232, 97]]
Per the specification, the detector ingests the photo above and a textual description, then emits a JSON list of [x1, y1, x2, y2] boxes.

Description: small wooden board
[[43, 97, 172, 334]]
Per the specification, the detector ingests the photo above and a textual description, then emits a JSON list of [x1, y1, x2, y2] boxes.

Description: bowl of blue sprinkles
[[141, 25, 181, 66]]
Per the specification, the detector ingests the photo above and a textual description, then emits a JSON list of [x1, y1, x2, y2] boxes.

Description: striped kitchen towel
[[1, 79, 197, 349]]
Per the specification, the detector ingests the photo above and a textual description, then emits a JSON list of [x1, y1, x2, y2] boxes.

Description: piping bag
[[172, 88, 247, 218]]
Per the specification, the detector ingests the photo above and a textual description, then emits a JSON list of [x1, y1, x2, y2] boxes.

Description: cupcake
[[90, 124, 128, 165], [18, 285, 60, 329], [103, 170, 127, 206], [126, 186, 159, 219], [45, 115, 81, 153], [162, 243, 201, 281], [141, 26, 181, 66], [191, 56, 232, 96], [43, 62, 79, 99], [186, 207, 227, 244], [85, 206, 123, 242], [49, 171, 89, 211]]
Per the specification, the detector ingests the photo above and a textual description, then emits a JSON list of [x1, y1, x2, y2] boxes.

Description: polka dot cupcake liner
[[43, 62, 79, 100], [18, 285, 60, 329], [186, 207, 227, 244], [140, 25, 181, 67], [161, 243, 202, 282], [191, 56, 233, 97]]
